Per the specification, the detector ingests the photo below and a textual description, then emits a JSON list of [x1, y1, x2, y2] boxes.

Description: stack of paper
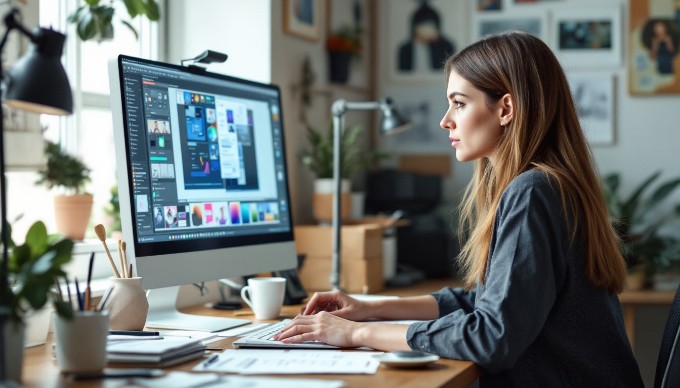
[[107, 336, 205, 368]]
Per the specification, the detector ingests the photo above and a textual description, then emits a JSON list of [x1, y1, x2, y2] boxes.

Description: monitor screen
[[109, 55, 297, 331]]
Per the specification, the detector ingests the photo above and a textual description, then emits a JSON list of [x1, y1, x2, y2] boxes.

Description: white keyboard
[[232, 319, 339, 349], [240, 320, 290, 341]]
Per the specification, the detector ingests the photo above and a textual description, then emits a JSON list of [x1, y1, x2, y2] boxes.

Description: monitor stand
[[145, 286, 250, 332]]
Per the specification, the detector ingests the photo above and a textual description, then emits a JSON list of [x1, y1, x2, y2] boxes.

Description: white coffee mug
[[240, 277, 286, 320]]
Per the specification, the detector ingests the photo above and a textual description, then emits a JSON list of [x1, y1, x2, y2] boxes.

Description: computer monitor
[[108, 55, 297, 331]]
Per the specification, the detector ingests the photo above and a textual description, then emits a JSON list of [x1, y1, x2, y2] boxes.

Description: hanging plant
[[67, 0, 160, 42]]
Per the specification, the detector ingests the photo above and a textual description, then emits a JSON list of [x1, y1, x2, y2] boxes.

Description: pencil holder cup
[[106, 277, 149, 331], [54, 311, 109, 373]]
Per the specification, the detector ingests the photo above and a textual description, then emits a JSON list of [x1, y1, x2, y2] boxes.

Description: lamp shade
[[4, 27, 72, 115], [380, 98, 411, 136]]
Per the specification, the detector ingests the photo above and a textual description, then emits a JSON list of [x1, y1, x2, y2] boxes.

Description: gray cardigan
[[406, 169, 643, 387]]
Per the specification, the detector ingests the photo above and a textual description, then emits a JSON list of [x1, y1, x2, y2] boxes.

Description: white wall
[[377, 0, 680, 222], [165, 0, 271, 83]]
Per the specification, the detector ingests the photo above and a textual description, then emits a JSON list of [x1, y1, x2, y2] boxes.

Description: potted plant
[[36, 140, 92, 240], [326, 24, 363, 84], [67, 0, 160, 42], [104, 185, 122, 239], [300, 122, 389, 222], [1, 221, 73, 383], [602, 171, 680, 290]]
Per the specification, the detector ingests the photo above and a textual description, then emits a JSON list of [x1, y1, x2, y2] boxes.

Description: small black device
[[274, 268, 308, 305]]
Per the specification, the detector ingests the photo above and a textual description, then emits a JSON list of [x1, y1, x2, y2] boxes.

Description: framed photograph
[[629, 0, 680, 94], [552, 6, 621, 68], [477, 0, 503, 12], [568, 73, 615, 145], [283, 0, 321, 42], [387, 0, 460, 82], [473, 11, 548, 43]]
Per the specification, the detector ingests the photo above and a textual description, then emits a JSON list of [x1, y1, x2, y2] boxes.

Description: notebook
[[107, 336, 206, 367]]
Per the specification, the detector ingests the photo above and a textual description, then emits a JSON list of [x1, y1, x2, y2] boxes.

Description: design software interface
[[119, 58, 291, 245]]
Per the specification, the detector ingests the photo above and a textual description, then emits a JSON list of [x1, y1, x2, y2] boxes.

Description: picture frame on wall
[[629, 0, 680, 95], [567, 72, 615, 145], [477, 0, 502, 12], [387, 0, 459, 82], [473, 11, 548, 43], [283, 0, 321, 42], [552, 6, 621, 69]]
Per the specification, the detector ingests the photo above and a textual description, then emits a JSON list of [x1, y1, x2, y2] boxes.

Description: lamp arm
[[0, 7, 37, 56]]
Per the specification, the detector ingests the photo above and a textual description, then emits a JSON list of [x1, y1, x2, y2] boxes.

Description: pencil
[[75, 278, 84, 311], [65, 276, 73, 310], [129, 263, 133, 278], [85, 252, 94, 310]]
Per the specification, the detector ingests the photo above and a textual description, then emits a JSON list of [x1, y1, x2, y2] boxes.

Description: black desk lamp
[[0, 7, 72, 382], [330, 98, 410, 291]]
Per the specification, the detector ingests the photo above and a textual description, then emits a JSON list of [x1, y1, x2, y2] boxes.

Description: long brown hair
[[448, 31, 626, 294]]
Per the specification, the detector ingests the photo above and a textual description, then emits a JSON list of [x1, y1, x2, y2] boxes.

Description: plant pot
[[625, 264, 647, 291], [1, 318, 25, 384], [312, 179, 351, 223], [54, 194, 93, 240], [328, 51, 352, 83]]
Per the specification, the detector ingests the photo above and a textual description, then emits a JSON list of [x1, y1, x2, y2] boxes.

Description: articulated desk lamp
[[330, 98, 411, 291], [0, 7, 73, 382]]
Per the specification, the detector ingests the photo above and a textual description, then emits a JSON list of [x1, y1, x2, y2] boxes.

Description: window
[[7, 1, 162, 240]]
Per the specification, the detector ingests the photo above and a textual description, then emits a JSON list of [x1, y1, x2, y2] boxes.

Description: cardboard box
[[295, 225, 384, 293]]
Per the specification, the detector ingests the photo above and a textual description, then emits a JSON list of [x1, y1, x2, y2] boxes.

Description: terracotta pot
[[312, 179, 351, 223], [53, 194, 93, 240]]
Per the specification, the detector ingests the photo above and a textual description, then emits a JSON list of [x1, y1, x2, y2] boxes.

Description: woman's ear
[[499, 93, 514, 126]]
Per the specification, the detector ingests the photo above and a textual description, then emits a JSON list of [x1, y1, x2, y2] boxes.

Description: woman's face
[[440, 71, 505, 162]]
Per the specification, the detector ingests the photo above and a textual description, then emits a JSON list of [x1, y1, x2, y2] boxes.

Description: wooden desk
[[619, 289, 676, 351], [21, 279, 480, 387]]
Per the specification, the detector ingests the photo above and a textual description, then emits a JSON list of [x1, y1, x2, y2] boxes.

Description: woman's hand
[[272, 311, 360, 347], [301, 290, 370, 321]]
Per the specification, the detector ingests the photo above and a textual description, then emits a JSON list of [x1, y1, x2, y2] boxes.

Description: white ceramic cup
[[240, 277, 286, 320], [54, 311, 109, 373]]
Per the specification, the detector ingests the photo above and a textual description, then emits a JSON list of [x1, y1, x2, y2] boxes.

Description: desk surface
[[22, 279, 480, 387]]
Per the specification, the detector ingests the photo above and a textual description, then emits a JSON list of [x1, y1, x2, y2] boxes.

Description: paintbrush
[[94, 224, 121, 278], [121, 241, 129, 278], [117, 240, 127, 278]]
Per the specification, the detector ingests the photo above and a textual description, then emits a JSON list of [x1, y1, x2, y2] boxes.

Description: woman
[[274, 32, 643, 386]]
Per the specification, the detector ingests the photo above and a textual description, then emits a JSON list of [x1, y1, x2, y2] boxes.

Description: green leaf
[[53, 301, 74, 320], [32, 251, 57, 275], [643, 178, 680, 215], [67, 6, 85, 23], [84, 0, 101, 6], [121, 20, 139, 40], [144, 0, 161, 20], [123, 0, 145, 18], [77, 12, 98, 42], [621, 171, 660, 222], [25, 221, 48, 254]]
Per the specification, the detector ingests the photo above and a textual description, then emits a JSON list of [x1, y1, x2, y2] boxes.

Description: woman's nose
[[440, 110, 454, 130]]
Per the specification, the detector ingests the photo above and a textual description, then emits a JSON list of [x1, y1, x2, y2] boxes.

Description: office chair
[[654, 281, 680, 388]]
